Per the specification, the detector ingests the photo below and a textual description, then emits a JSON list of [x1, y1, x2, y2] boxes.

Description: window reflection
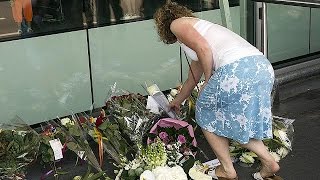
[[0, 0, 240, 40]]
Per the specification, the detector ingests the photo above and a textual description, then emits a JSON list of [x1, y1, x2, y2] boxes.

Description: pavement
[[23, 73, 320, 180]]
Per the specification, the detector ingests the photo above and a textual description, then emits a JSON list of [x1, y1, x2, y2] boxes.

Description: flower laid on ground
[[188, 161, 212, 180], [140, 170, 155, 180], [148, 118, 198, 158], [229, 116, 294, 166], [0, 117, 40, 179]]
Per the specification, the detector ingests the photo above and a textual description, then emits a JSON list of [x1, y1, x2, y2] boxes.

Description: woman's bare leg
[[202, 129, 237, 178], [241, 139, 280, 177]]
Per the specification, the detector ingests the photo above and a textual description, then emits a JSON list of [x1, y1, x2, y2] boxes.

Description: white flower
[[73, 176, 82, 180], [167, 94, 174, 102], [131, 162, 141, 170], [270, 152, 280, 162], [152, 166, 187, 180], [170, 166, 188, 180], [170, 89, 179, 97], [239, 152, 255, 164], [277, 147, 289, 158], [189, 166, 212, 180], [61, 118, 74, 126], [147, 84, 160, 96], [153, 166, 173, 180], [278, 130, 292, 149], [124, 164, 131, 170], [140, 170, 156, 180]]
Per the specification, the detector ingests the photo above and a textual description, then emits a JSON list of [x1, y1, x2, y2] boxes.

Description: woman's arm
[[170, 60, 203, 109], [170, 18, 213, 83]]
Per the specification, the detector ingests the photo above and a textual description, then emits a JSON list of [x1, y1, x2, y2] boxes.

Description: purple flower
[[177, 135, 186, 144], [159, 131, 169, 140]]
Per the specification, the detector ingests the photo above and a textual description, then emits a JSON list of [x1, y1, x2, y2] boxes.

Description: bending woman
[[154, 2, 281, 180]]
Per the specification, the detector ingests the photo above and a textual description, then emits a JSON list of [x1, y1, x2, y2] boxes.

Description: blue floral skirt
[[195, 55, 275, 144]]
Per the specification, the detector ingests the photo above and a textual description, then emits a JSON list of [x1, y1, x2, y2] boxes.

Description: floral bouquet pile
[[230, 116, 294, 165], [0, 116, 40, 179]]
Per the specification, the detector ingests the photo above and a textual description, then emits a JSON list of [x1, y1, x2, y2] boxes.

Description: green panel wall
[[0, 31, 92, 124], [89, 21, 181, 107], [267, 4, 310, 63], [310, 8, 320, 53]]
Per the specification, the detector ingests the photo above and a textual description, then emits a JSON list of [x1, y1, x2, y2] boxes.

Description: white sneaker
[[120, 14, 132, 20], [27, 28, 33, 33], [17, 29, 22, 34]]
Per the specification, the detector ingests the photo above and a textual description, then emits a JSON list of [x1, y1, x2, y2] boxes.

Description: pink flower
[[159, 131, 169, 140], [177, 135, 186, 144]]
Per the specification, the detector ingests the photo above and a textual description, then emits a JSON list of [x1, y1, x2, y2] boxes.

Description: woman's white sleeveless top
[[179, 19, 263, 70]]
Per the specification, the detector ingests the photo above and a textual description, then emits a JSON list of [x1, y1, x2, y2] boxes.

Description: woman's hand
[[168, 99, 181, 114]]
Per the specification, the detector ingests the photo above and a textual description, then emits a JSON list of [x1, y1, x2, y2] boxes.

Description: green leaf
[[182, 156, 195, 173], [66, 141, 79, 151], [87, 171, 106, 180]]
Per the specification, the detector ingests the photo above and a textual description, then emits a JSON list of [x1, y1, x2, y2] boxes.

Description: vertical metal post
[[262, 2, 268, 57], [219, 0, 233, 30], [240, 0, 248, 39]]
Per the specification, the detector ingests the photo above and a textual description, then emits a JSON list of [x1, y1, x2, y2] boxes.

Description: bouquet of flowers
[[79, 83, 161, 168], [38, 121, 69, 165], [229, 116, 294, 165], [37, 115, 104, 179], [147, 118, 197, 158], [0, 116, 40, 179], [105, 85, 160, 145], [117, 138, 189, 180], [54, 115, 102, 172]]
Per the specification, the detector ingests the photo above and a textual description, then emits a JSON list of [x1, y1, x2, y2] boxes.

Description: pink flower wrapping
[[148, 118, 197, 147]]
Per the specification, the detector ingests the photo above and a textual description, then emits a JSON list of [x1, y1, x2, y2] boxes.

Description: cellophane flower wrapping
[[0, 116, 40, 179], [105, 84, 160, 146], [229, 116, 295, 165], [55, 114, 103, 172]]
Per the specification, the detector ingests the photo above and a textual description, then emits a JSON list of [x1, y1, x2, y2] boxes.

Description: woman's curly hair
[[154, 2, 196, 44]]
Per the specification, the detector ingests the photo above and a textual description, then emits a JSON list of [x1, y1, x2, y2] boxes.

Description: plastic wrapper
[[104, 83, 160, 146], [51, 115, 102, 172], [145, 83, 178, 119]]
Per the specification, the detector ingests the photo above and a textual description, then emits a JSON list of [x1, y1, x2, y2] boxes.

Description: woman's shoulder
[[171, 17, 200, 27]]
